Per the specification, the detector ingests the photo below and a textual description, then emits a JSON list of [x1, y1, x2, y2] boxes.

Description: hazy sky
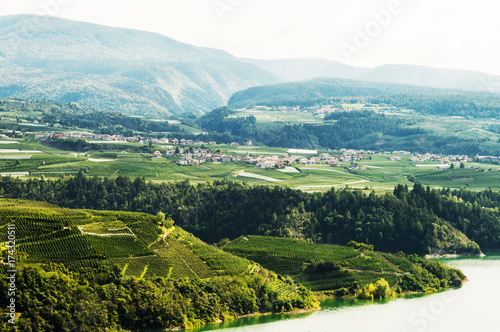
[[2, 0, 500, 74]]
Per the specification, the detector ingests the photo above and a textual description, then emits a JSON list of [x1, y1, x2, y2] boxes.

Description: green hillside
[[0, 199, 318, 330], [223, 236, 466, 295], [0, 199, 258, 278]]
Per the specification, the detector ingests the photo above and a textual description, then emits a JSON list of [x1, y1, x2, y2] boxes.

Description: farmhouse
[[221, 155, 233, 163], [340, 156, 351, 162]]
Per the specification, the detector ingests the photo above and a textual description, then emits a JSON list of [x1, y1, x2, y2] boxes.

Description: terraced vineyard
[[223, 236, 408, 292], [0, 197, 462, 310], [0, 199, 252, 279], [168, 228, 256, 276], [0, 199, 306, 303]]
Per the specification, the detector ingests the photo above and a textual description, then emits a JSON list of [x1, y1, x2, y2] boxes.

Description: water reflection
[[191, 311, 313, 332], [156, 255, 500, 332]]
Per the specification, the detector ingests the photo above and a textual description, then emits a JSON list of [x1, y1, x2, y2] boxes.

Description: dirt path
[[78, 226, 135, 236], [148, 225, 173, 248], [343, 267, 399, 275]]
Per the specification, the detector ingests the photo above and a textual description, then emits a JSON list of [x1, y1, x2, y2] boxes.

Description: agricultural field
[[0, 136, 500, 192], [0, 199, 313, 302], [0, 199, 249, 278], [222, 236, 405, 292], [231, 107, 324, 127]]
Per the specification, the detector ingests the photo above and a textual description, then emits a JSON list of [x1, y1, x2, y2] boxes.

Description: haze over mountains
[[0, 15, 278, 116], [1, 15, 500, 116], [243, 58, 500, 93]]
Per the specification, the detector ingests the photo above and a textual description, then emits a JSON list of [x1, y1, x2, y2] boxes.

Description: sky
[[2, 0, 500, 74]]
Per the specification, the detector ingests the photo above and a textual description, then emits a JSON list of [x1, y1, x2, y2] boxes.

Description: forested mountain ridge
[[1, 174, 495, 255], [0, 15, 278, 116]]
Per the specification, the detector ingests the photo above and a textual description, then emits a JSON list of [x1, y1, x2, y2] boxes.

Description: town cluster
[[32, 132, 493, 170], [169, 148, 479, 169]]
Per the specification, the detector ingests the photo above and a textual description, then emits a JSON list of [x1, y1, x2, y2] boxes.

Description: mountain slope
[[0, 15, 278, 116]]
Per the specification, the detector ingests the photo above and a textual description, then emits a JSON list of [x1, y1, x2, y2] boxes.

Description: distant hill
[[0, 15, 278, 116], [227, 77, 500, 117], [241, 59, 500, 93], [241, 58, 367, 82], [358, 64, 500, 93], [227, 77, 440, 109]]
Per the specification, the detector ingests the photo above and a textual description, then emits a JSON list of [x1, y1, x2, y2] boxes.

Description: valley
[[0, 11, 500, 332]]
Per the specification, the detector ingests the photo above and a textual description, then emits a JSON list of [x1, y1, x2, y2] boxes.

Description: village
[[31, 131, 500, 171]]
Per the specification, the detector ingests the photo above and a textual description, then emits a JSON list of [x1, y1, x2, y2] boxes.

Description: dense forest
[[0, 263, 315, 331], [197, 108, 424, 149], [2, 174, 498, 254]]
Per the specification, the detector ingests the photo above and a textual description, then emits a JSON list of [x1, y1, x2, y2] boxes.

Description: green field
[[0, 139, 499, 192]]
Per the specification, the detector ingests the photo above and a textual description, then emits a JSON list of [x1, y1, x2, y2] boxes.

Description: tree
[[373, 278, 392, 299], [156, 212, 165, 224]]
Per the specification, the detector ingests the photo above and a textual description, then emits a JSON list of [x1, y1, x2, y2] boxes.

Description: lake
[[192, 254, 500, 332]]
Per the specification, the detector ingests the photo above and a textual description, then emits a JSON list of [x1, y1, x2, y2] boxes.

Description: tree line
[[0, 263, 315, 331], [1, 174, 498, 254]]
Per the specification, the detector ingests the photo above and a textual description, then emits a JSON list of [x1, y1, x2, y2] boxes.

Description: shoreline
[[425, 252, 486, 259], [167, 306, 320, 331]]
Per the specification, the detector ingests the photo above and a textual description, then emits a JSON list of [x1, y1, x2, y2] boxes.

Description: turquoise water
[[192, 254, 500, 332]]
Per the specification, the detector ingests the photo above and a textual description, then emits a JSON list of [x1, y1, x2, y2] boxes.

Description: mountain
[[2, 15, 500, 118], [240, 59, 500, 93], [0, 15, 278, 116]]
